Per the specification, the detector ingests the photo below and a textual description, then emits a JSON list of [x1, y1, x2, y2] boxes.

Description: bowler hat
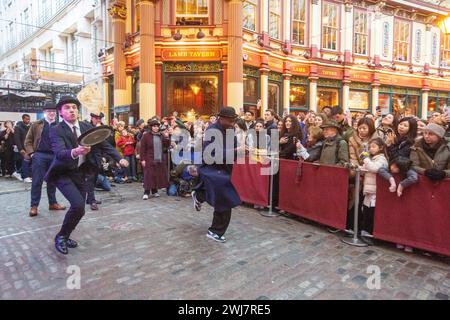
[[42, 102, 57, 111], [147, 119, 161, 127], [56, 95, 81, 110], [320, 119, 341, 130], [217, 107, 238, 119], [90, 112, 105, 119]]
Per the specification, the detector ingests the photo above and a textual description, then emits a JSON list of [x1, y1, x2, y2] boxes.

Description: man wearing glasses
[[25, 102, 66, 217]]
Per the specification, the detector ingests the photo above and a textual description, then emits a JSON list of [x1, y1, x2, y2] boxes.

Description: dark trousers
[[0, 152, 5, 175], [86, 172, 98, 205], [361, 205, 375, 234], [3, 150, 14, 175], [209, 209, 232, 237], [125, 155, 136, 178], [21, 158, 31, 179], [195, 188, 232, 237], [54, 171, 88, 239], [31, 153, 57, 207]]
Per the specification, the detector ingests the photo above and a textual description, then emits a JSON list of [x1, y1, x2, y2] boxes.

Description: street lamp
[[439, 16, 450, 34]]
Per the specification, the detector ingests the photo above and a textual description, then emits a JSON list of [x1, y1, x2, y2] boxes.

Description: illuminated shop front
[[289, 76, 308, 111], [317, 79, 341, 111], [348, 83, 371, 111], [379, 86, 421, 117], [163, 62, 221, 119]]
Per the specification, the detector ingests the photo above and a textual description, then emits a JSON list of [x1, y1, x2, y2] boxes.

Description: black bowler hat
[[90, 112, 105, 119], [42, 102, 57, 111], [147, 119, 161, 127], [56, 95, 81, 110], [217, 106, 238, 119]]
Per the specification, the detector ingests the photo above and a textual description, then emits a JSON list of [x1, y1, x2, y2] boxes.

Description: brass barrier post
[[341, 167, 368, 247]]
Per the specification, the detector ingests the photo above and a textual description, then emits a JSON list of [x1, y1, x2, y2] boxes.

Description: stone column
[[372, 84, 380, 115], [108, 1, 128, 108], [421, 89, 429, 120], [227, 0, 244, 113], [371, 6, 382, 65], [103, 76, 110, 124], [260, 70, 269, 116], [260, 0, 269, 45], [309, 79, 318, 112], [342, 81, 350, 113], [139, 0, 157, 121]]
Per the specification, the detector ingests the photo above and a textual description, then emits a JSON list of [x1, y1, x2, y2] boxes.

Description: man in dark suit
[[191, 107, 241, 243], [45, 96, 128, 255]]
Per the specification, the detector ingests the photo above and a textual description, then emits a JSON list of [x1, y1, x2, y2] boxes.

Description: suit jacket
[[44, 121, 122, 182]]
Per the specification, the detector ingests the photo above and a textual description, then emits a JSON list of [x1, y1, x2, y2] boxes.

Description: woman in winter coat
[[140, 119, 170, 200], [376, 113, 397, 143], [349, 117, 378, 167], [386, 117, 418, 161]]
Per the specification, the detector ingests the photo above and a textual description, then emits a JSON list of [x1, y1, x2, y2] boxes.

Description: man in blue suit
[[45, 96, 129, 255]]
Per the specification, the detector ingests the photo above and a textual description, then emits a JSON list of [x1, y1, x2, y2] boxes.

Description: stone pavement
[[0, 176, 450, 300]]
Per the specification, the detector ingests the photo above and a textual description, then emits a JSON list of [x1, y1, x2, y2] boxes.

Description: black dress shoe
[[66, 239, 78, 249], [55, 236, 68, 255], [90, 203, 99, 211]]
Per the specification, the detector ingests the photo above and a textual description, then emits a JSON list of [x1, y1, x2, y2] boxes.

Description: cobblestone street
[[1, 177, 450, 300]]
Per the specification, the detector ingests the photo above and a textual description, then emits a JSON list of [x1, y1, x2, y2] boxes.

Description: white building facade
[[0, 0, 112, 119]]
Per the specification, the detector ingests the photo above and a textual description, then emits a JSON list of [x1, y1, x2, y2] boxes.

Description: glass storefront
[[243, 66, 260, 114], [290, 76, 308, 110], [269, 72, 283, 115], [348, 83, 371, 111], [379, 86, 421, 117], [164, 63, 221, 119], [348, 90, 370, 110], [428, 92, 450, 116], [317, 79, 341, 111]]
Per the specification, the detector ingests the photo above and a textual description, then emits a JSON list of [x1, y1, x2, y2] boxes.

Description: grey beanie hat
[[425, 123, 445, 139]]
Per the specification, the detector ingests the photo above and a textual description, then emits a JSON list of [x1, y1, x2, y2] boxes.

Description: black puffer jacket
[[387, 136, 413, 161]]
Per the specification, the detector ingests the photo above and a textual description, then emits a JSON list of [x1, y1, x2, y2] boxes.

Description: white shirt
[[64, 120, 85, 167]]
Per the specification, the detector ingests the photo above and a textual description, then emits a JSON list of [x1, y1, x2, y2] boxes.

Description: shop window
[[290, 85, 307, 109], [268, 82, 281, 114], [269, 0, 281, 39], [176, 0, 209, 25], [392, 94, 418, 117], [322, 2, 338, 51], [441, 34, 450, 67], [438, 98, 448, 113], [353, 10, 368, 55], [244, 77, 258, 105], [394, 19, 410, 62], [348, 90, 369, 110], [134, 0, 140, 33], [292, 0, 306, 46], [318, 88, 339, 110], [243, 0, 257, 31], [165, 74, 219, 117], [379, 93, 390, 115]]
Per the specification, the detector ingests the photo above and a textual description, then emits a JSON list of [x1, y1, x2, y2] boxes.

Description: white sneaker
[[12, 172, 23, 181], [153, 193, 160, 198], [361, 230, 373, 238], [404, 246, 413, 253], [23, 177, 32, 183], [143, 194, 149, 200], [396, 244, 405, 250]]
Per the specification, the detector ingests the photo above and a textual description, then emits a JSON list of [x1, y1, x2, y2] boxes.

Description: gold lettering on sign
[[163, 49, 221, 60], [321, 70, 337, 76]]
